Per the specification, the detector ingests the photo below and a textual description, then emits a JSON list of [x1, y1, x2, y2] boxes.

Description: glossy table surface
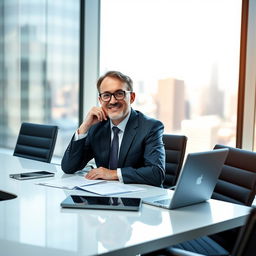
[[0, 153, 251, 256]]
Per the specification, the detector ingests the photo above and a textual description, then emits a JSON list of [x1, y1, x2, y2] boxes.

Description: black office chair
[[0, 190, 17, 201], [212, 144, 256, 206], [13, 122, 58, 163], [146, 145, 256, 256], [208, 144, 256, 252], [163, 134, 187, 188], [163, 207, 256, 256]]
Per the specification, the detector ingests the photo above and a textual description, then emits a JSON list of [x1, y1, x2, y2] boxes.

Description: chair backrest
[[163, 134, 187, 188], [212, 144, 256, 206], [13, 122, 58, 163], [232, 207, 256, 256]]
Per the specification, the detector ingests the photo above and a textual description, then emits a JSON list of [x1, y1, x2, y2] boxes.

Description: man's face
[[99, 76, 135, 125]]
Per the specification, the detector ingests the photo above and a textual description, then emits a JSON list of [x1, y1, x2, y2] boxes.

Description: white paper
[[37, 175, 104, 189], [77, 182, 145, 195]]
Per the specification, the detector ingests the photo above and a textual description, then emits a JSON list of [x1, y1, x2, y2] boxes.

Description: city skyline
[[0, 0, 241, 157]]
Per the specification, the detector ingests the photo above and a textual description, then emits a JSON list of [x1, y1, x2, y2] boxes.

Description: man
[[61, 71, 165, 187]]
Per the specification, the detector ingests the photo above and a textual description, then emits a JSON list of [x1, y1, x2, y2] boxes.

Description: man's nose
[[109, 94, 117, 103]]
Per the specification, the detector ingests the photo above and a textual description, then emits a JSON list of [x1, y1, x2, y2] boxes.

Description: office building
[[157, 77, 185, 132], [0, 0, 79, 155]]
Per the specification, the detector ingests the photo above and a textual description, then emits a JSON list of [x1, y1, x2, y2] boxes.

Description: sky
[[100, 0, 242, 92]]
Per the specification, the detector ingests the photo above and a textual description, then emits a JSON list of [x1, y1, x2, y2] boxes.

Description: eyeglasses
[[99, 90, 132, 102]]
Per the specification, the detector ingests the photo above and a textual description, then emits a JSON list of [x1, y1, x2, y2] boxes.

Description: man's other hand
[[85, 167, 118, 180]]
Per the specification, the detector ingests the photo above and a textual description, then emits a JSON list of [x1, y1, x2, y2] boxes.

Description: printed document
[[37, 175, 104, 190], [37, 176, 144, 195], [77, 181, 145, 195]]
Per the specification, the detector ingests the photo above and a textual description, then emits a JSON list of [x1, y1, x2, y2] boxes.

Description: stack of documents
[[37, 176, 103, 189], [37, 176, 144, 195]]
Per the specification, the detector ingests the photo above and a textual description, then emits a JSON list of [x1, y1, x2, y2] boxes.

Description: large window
[[100, 0, 242, 153], [0, 0, 80, 156], [0, 0, 249, 157]]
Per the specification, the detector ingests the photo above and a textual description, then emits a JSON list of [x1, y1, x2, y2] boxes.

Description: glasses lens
[[114, 90, 125, 99], [101, 93, 111, 101]]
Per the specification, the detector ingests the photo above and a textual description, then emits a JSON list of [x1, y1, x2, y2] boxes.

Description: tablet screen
[[61, 195, 142, 211]]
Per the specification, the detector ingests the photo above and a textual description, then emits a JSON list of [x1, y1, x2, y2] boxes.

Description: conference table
[[0, 153, 252, 256]]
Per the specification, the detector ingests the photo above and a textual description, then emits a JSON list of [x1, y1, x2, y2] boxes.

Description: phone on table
[[9, 171, 55, 180]]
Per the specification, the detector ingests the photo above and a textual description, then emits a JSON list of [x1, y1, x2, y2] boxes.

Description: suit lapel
[[118, 110, 138, 166]]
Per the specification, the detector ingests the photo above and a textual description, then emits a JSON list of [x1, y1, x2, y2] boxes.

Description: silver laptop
[[143, 148, 229, 210]]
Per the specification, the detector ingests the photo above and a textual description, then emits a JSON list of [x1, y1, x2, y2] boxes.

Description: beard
[[108, 111, 125, 121], [106, 103, 130, 123]]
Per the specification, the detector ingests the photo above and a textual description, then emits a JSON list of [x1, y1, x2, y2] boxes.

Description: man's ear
[[130, 92, 136, 104]]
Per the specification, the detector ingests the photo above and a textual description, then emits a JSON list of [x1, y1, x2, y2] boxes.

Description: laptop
[[143, 148, 229, 210]]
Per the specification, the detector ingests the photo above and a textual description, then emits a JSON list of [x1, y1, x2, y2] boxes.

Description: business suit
[[61, 109, 165, 187]]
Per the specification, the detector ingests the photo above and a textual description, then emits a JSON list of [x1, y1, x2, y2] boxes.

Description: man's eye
[[116, 92, 124, 96]]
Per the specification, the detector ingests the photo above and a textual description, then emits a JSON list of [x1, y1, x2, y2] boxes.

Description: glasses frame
[[99, 90, 132, 102]]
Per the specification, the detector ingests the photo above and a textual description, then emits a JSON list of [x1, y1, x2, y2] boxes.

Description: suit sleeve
[[61, 134, 94, 174], [121, 121, 165, 187]]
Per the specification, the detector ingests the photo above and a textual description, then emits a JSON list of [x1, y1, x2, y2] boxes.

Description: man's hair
[[96, 71, 133, 92]]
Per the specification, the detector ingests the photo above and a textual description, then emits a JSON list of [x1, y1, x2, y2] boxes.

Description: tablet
[[9, 171, 55, 180], [61, 195, 142, 211]]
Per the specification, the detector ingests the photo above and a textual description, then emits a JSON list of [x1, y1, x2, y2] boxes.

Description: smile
[[107, 103, 122, 109]]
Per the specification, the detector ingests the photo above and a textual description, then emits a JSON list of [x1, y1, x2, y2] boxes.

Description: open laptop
[[143, 148, 229, 210]]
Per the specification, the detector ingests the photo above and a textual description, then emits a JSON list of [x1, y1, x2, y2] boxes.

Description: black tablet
[[9, 171, 55, 180], [61, 195, 142, 211]]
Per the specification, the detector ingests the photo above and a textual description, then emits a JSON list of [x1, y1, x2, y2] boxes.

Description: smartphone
[[61, 195, 142, 211], [9, 171, 55, 180]]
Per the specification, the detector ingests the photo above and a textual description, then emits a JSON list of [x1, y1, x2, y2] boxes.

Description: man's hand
[[85, 167, 118, 180], [78, 107, 108, 134]]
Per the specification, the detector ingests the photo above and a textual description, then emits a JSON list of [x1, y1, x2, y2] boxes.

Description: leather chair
[[13, 122, 58, 163], [147, 145, 256, 256], [208, 144, 256, 252], [163, 207, 256, 256], [163, 134, 187, 188], [0, 190, 17, 201], [212, 144, 256, 206]]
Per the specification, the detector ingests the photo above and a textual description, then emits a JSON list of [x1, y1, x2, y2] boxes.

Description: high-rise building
[[157, 77, 185, 132], [0, 1, 80, 154], [201, 63, 224, 117], [181, 116, 221, 153]]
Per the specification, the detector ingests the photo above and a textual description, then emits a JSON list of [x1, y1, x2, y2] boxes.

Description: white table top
[[0, 153, 252, 256]]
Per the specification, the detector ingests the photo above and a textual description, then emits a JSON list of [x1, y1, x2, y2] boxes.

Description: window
[[0, 0, 80, 156], [100, 0, 242, 153]]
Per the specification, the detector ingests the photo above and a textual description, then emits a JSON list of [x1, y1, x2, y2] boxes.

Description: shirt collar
[[110, 110, 131, 133]]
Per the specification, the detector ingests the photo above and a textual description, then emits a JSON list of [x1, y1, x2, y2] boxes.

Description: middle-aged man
[[61, 70, 165, 187]]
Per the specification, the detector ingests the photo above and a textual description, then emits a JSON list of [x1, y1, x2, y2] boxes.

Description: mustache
[[107, 102, 122, 108]]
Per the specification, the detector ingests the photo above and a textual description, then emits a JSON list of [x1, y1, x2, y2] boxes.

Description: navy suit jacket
[[61, 109, 165, 187]]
